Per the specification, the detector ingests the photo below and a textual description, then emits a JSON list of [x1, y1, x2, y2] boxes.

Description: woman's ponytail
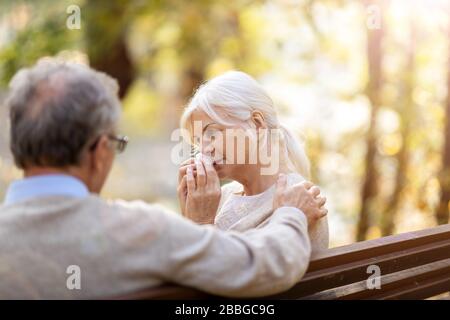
[[279, 124, 311, 179]]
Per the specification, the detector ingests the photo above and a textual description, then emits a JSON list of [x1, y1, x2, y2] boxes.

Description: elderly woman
[[178, 71, 329, 253]]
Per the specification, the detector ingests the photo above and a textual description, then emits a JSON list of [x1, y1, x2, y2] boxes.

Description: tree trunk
[[381, 21, 416, 236], [436, 7, 450, 225], [89, 34, 134, 99], [356, 0, 384, 241], [83, 1, 135, 99]]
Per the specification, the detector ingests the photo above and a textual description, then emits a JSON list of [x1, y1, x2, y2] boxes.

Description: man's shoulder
[[97, 196, 180, 220], [105, 197, 164, 212], [84, 196, 190, 244]]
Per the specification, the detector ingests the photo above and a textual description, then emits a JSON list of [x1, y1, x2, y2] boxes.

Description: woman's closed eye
[[193, 129, 221, 145], [203, 128, 223, 143]]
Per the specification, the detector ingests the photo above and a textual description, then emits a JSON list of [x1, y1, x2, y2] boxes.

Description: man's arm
[[155, 205, 311, 297]]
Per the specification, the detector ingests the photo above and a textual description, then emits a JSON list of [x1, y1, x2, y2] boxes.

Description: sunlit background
[[0, 0, 449, 247]]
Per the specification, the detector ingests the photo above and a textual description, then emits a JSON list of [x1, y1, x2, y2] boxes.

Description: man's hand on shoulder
[[273, 174, 327, 229]]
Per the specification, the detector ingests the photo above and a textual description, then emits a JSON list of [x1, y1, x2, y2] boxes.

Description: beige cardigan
[[215, 173, 329, 254], [0, 194, 311, 299]]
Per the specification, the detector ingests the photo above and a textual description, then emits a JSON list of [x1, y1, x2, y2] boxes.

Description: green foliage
[[0, 1, 81, 85], [0, 0, 449, 245]]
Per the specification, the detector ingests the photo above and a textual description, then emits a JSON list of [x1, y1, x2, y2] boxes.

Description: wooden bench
[[117, 224, 450, 300]]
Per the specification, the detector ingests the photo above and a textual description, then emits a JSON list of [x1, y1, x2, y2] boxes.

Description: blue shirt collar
[[3, 174, 89, 206]]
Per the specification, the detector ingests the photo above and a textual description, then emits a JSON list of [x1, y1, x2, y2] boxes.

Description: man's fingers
[[276, 174, 288, 193], [273, 174, 287, 209], [319, 208, 328, 218], [186, 166, 196, 193], [316, 196, 326, 207], [309, 186, 320, 197], [301, 180, 314, 190]]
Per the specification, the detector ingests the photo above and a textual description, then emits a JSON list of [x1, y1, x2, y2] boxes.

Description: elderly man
[[0, 58, 327, 299]]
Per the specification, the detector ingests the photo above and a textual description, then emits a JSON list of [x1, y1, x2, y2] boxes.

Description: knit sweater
[[0, 194, 311, 299]]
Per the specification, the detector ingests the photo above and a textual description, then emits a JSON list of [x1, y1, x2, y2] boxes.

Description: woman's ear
[[251, 111, 267, 129]]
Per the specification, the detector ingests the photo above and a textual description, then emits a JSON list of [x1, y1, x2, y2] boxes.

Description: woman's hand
[[273, 174, 327, 229], [178, 157, 195, 216], [177, 156, 221, 224]]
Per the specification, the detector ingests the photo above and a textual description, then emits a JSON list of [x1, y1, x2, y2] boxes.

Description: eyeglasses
[[108, 134, 129, 154], [89, 134, 129, 154]]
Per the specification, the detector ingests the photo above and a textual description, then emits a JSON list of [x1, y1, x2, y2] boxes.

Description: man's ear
[[251, 111, 267, 129], [90, 135, 110, 171]]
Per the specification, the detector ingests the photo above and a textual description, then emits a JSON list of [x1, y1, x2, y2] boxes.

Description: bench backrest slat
[[270, 238, 450, 298], [114, 224, 450, 300], [301, 258, 450, 300], [308, 224, 450, 271]]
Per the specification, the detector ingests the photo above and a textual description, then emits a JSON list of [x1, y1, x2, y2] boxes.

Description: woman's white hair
[[180, 70, 310, 178]]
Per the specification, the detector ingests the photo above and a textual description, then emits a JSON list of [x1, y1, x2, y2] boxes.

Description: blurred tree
[[155, 0, 264, 130], [0, 0, 161, 98], [161, 0, 222, 130], [83, 0, 138, 99], [436, 6, 450, 225], [0, 1, 79, 85], [356, 0, 384, 241], [380, 18, 416, 236]]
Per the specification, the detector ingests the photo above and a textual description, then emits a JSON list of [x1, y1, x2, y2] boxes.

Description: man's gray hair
[[5, 57, 122, 169]]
